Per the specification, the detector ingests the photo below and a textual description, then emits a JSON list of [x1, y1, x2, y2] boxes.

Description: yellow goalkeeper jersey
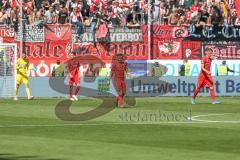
[[16, 58, 28, 76]]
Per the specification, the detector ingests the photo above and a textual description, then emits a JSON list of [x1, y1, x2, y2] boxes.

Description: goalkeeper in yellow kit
[[13, 53, 34, 100]]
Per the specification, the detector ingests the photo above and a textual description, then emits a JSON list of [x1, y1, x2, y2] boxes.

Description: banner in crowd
[[141, 25, 186, 60], [72, 42, 148, 61], [74, 27, 143, 43], [15, 25, 44, 42], [0, 28, 15, 38], [11, 24, 240, 42], [141, 25, 188, 40], [156, 39, 183, 59], [2, 24, 240, 78], [203, 42, 240, 59], [187, 25, 240, 41], [182, 41, 202, 59], [45, 24, 72, 41]]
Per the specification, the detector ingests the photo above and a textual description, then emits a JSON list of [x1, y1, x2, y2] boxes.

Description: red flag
[[96, 24, 108, 39], [236, 0, 240, 15], [45, 24, 72, 41]]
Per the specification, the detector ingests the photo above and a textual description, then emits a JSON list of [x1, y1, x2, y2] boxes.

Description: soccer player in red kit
[[67, 52, 81, 101], [111, 54, 127, 108], [192, 48, 220, 105]]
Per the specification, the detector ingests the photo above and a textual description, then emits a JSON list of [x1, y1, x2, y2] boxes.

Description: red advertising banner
[[182, 41, 202, 59], [45, 24, 72, 41]]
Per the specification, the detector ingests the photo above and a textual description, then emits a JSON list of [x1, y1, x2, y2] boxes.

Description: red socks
[[193, 86, 201, 99], [69, 85, 73, 97], [193, 86, 215, 101], [210, 88, 215, 101], [70, 85, 80, 97], [117, 95, 123, 107], [75, 86, 80, 95]]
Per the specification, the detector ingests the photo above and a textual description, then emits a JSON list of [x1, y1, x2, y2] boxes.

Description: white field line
[[191, 113, 240, 123], [0, 113, 240, 128], [0, 121, 210, 128]]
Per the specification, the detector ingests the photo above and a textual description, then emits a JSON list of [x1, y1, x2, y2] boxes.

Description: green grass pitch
[[0, 97, 240, 160]]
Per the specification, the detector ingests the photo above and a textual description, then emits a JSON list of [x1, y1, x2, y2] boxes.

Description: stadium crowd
[[0, 0, 238, 29]]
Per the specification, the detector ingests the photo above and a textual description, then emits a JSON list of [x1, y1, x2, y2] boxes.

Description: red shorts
[[197, 75, 213, 88], [68, 75, 80, 85], [113, 77, 126, 95]]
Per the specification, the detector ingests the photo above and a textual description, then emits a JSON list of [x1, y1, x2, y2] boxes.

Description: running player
[[111, 53, 127, 108], [192, 48, 220, 105], [67, 52, 80, 101], [13, 52, 33, 100]]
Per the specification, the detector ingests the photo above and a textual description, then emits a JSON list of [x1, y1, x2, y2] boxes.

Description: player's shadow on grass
[[0, 153, 65, 160], [50, 56, 170, 121]]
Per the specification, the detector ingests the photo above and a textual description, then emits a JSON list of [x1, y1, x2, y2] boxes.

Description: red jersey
[[67, 59, 80, 76], [111, 62, 127, 78], [200, 56, 212, 76], [190, 5, 199, 12], [185, 11, 191, 20]]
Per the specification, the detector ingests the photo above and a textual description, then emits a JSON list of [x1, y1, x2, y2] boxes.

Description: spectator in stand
[[220, 0, 227, 19], [184, 8, 192, 25], [190, 0, 200, 21], [0, 8, 8, 24], [159, 2, 167, 24], [35, 0, 43, 10], [197, 7, 210, 26], [81, 4, 90, 25], [183, 0, 192, 9], [57, 5, 68, 24], [28, 9, 36, 25], [153, 0, 160, 23], [70, 7, 84, 37], [210, 5, 223, 26], [53, 2, 61, 15], [23, 0, 35, 16], [41, 0, 50, 9], [178, 16, 186, 26], [139, 0, 147, 24], [165, 0, 175, 15], [90, 8, 100, 46], [178, 6, 185, 17], [132, 0, 141, 25], [44, 6, 56, 24], [96, 10, 110, 50], [3, 0, 240, 30], [10, 7, 19, 30], [230, 9, 237, 25], [168, 8, 179, 26], [35, 9, 44, 23], [93, 0, 105, 12], [71, 0, 82, 10], [1, 0, 11, 13], [126, 4, 134, 26], [111, 1, 122, 26]]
